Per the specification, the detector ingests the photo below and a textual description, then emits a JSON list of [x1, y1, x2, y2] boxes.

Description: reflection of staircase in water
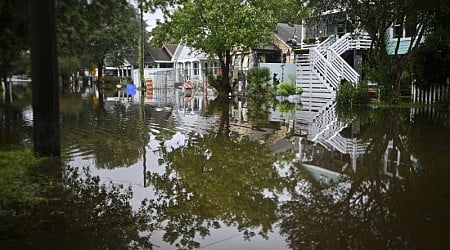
[[297, 94, 369, 171]]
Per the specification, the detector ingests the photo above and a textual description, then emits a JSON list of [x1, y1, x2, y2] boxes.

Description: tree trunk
[[216, 96, 230, 136], [30, 0, 60, 156], [98, 61, 104, 79], [3, 77, 11, 104], [218, 51, 232, 95]]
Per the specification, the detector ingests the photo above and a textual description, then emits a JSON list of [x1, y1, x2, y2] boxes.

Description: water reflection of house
[[228, 97, 296, 149], [295, 95, 420, 182]]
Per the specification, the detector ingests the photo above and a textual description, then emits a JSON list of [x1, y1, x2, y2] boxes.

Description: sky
[[143, 8, 164, 31], [130, 1, 165, 32]]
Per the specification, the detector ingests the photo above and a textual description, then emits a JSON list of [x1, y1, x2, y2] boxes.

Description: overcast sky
[[130, 1, 164, 32]]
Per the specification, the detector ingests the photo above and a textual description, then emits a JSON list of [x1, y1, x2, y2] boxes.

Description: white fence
[[411, 83, 449, 104], [132, 69, 176, 88]]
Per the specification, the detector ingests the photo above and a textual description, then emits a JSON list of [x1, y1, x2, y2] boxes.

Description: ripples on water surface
[[1, 83, 450, 249]]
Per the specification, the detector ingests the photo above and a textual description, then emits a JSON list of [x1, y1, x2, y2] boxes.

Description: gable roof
[[147, 47, 171, 62], [276, 23, 302, 44], [163, 44, 178, 57]]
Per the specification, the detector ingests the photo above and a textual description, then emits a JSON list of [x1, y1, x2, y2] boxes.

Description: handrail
[[310, 47, 342, 92], [303, 32, 372, 93], [329, 48, 360, 84], [316, 35, 336, 56], [326, 33, 371, 85], [330, 33, 351, 55]]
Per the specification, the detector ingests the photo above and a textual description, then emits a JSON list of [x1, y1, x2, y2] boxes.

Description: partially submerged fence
[[411, 83, 449, 104]]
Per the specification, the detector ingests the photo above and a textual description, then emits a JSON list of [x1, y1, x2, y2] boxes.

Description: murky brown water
[[1, 82, 450, 249]]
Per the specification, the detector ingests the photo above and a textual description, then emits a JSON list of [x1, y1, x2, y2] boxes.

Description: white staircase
[[296, 32, 372, 97]]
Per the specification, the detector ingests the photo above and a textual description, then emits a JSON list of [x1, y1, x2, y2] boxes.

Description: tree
[[30, 0, 60, 156], [84, 0, 141, 79], [309, 0, 444, 102], [409, 0, 450, 88], [246, 67, 273, 98], [0, 0, 29, 103], [149, 0, 286, 95]]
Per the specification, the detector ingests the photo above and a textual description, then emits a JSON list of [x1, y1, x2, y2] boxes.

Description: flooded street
[[1, 82, 450, 249]]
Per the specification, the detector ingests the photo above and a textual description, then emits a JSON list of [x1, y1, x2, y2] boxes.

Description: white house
[[172, 44, 220, 88]]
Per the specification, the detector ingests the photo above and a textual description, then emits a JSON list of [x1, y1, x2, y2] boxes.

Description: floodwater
[[1, 82, 450, 249]]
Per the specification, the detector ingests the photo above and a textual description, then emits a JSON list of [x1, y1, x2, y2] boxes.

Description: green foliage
[[56, 0, 141, 77], [364, 51, 397, 102], [0, 153, 154, 248], [155, 0, 280, 55], [0, 0, 29, 81], [150, 0, 288, 93], [409, 13, 450, 88], [278, 82, 298, 97], [336, 81, 370, 110], [0, 150, 45, 203], [7, 51, 30, 77], [278, 100, 296, 113], [246, 67, 274, 98], [58, 56, 81, 82]]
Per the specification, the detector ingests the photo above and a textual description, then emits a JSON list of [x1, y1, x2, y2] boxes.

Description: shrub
[[246, 67, 273, 98], [278, 82, 297, 97], [336, 81, 370, 109]]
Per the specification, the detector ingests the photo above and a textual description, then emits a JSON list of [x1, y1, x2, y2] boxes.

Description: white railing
[[310, 47, 342, 93], [326, 32, 374, 85], [316, 35, 337, 56], [301, 32, 372, 94], [328, 48, 360, 84], [327, 134, 369, 155], [355, 34, 372, 50], [309, 101, 338, 141], [330, 33, 352, 55]]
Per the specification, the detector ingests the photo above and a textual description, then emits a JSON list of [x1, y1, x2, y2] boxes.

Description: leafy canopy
[[151, 0, 286, 56]]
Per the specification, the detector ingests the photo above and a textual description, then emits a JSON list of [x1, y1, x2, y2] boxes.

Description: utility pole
[[139, 0, 145, 90]]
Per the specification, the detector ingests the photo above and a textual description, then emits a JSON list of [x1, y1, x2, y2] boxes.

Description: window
[[392, 19, 415, 39], [213, 62, 219, 75], [393, 23, 402, 39], [193, 62, 199, 76], [203, 62, 208, 76]]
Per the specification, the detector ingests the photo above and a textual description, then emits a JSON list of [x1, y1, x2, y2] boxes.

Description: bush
[[336, 81, 370, 109], [277, 82, 302, 97], [246, 67, 273, 98]]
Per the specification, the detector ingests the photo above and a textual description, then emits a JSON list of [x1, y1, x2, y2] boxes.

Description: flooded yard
[[1, 82, 450, 249]]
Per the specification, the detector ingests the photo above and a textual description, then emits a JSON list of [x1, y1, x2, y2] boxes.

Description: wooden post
[[30, 0, 60, 156]]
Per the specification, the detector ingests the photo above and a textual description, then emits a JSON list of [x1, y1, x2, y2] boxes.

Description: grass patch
[[0, 150, 48, 204]]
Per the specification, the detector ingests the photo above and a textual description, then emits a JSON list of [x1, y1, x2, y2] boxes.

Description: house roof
[[163, 44, 178, 57], [147, 47, 172, 62], [276, 23, 302, 44]]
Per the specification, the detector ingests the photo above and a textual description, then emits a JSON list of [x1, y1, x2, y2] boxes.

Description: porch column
[[198, 60, 203, 83]]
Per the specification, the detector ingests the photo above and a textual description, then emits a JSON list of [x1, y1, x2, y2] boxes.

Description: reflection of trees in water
[[144, 97, 287, 249], [280, 107, 450, 249], [60, 98, 179, 169], [1, 162, 155, 249], [0, 84, 34, 150], [245, 97, 274, 124]]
